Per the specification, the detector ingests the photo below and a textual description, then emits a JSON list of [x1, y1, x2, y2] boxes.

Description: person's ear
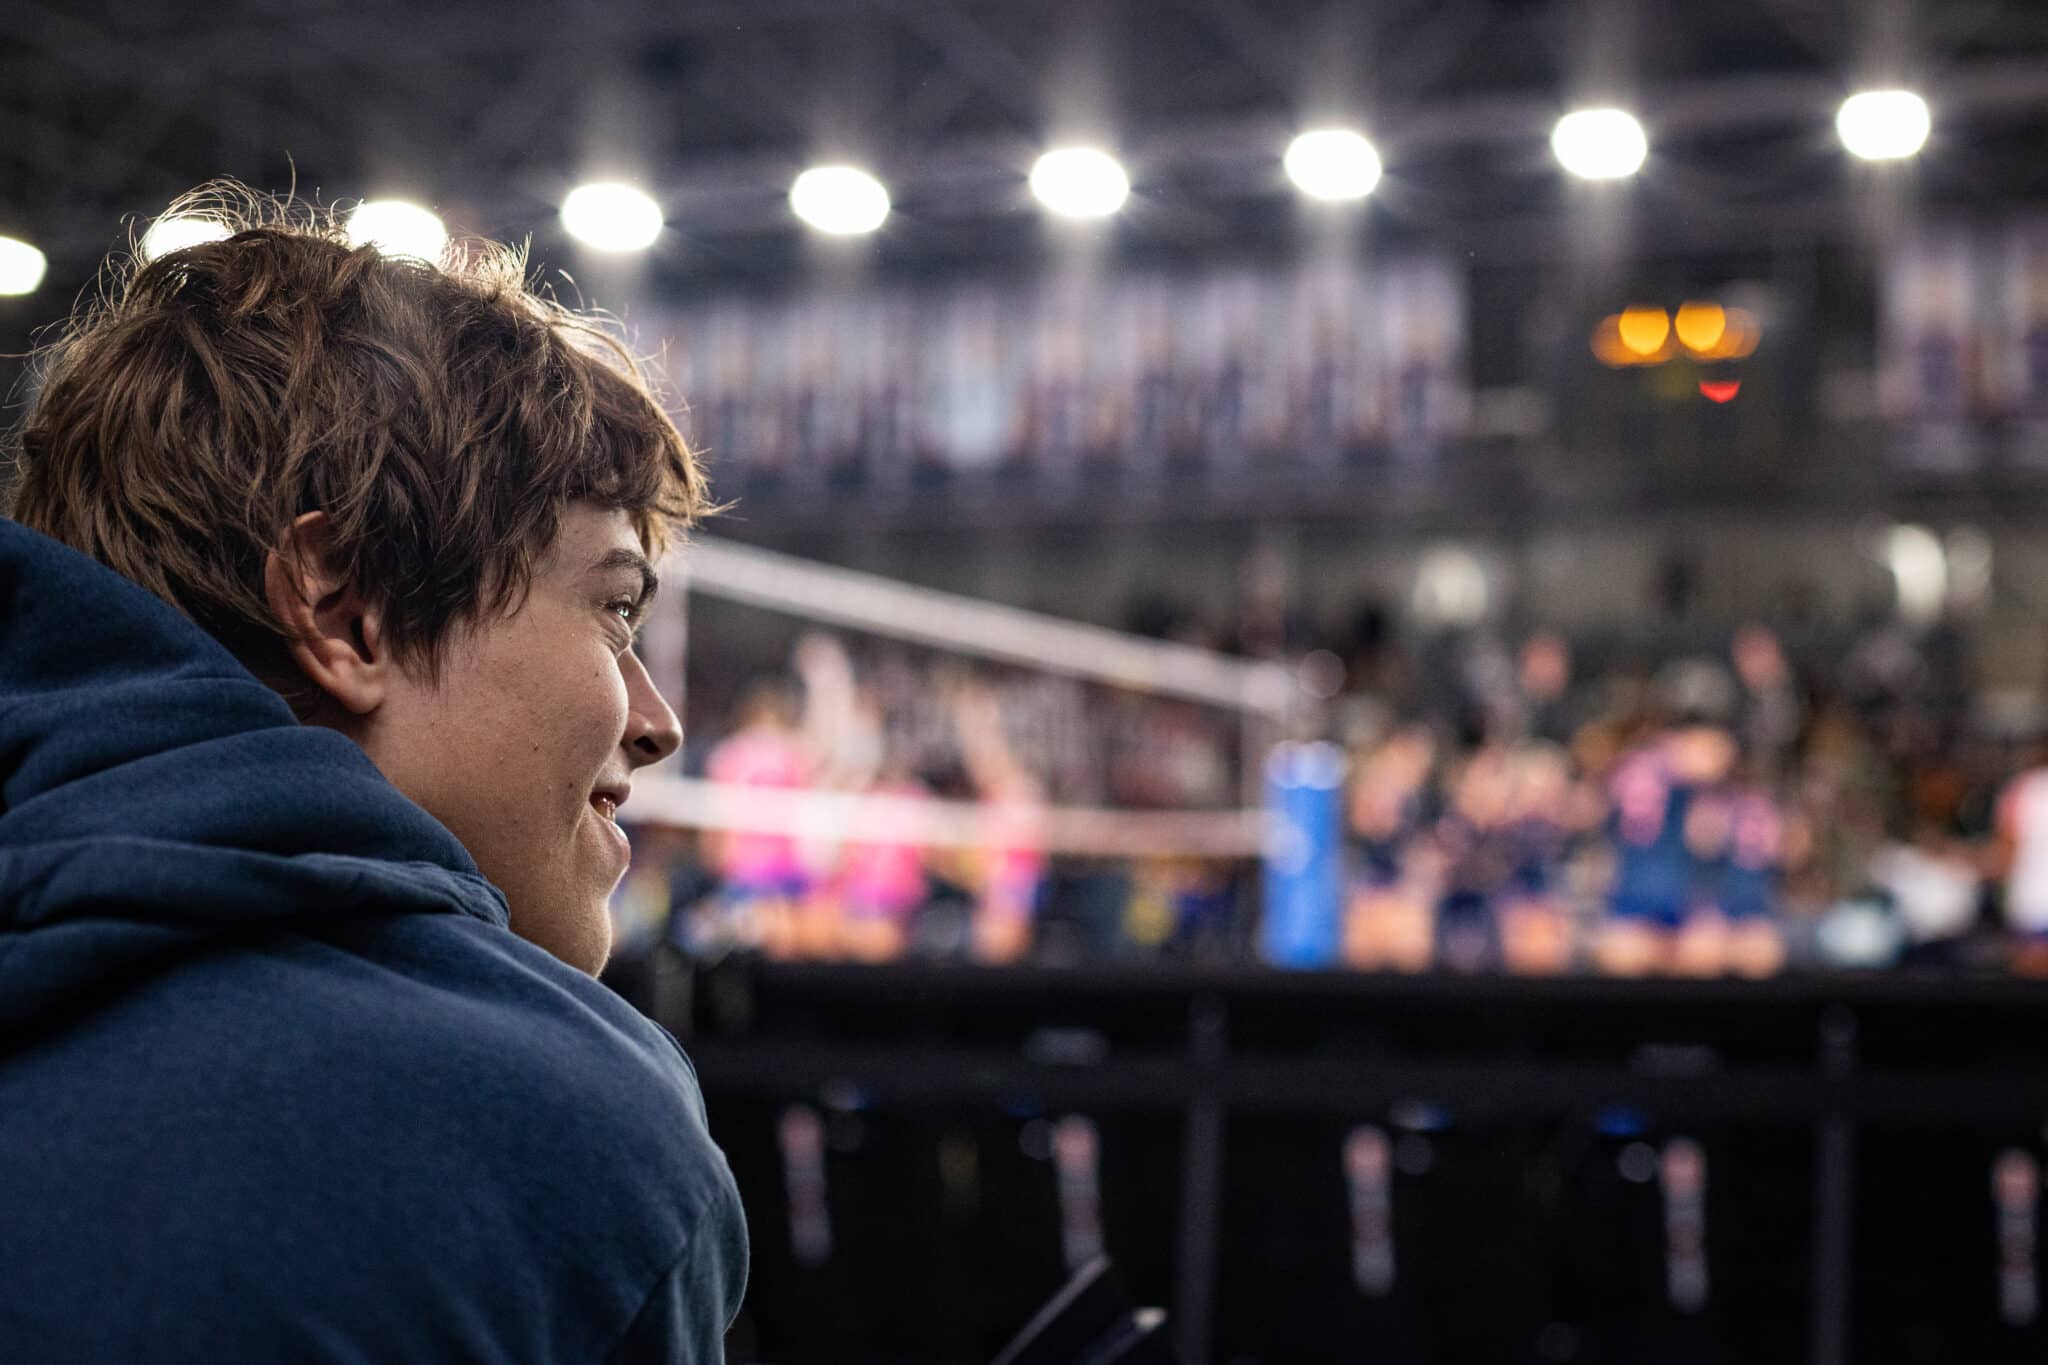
[[262, 510, 389, 717]]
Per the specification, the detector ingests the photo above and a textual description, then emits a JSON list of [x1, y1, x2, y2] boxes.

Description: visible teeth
[[592, 795, 617, 822]]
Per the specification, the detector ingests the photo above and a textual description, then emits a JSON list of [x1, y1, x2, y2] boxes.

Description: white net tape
[[630, 775, 1270, 860]]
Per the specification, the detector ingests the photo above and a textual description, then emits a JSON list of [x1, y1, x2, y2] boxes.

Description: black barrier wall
[[637, 961, 2048, 1365]]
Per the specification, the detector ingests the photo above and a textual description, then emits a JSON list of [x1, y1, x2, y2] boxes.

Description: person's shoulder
[[355, 919, 713, 1133], [309, 923, 743, 1255], [3, 921, 745, 1361], [168, 918, 731, 1221]]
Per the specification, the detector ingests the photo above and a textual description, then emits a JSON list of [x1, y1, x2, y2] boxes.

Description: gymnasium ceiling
[[7, 0, 2048, 294]]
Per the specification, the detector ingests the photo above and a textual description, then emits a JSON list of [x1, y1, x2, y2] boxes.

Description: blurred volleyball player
[[952, 678, 1047, 964], [825, 740, 929, 962], [1431, 743, 1516, 972], [1695, 760, 1790, 977], [0, 185, 744, 1360], [794, 634, 930, 962], [1499, 741, 1576, 973], [1599, 720, 1739, 975], [704, 675, 814, 959], [1342, 724, 1439, 971]]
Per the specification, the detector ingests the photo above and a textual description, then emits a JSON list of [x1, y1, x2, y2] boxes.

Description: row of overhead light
[[0, 90, 1934, 295]]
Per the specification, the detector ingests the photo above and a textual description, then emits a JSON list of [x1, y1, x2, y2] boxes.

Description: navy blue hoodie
[[0, 518, 747, 1362]]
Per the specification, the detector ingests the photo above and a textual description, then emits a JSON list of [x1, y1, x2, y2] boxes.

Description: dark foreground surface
[[605, 960, 2048, 1364]]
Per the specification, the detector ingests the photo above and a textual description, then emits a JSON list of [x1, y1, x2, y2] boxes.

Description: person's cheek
[[607, 658, 635, 744]]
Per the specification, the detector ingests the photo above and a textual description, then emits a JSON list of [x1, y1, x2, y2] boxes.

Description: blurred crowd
[[608, 611, 2048, 979]]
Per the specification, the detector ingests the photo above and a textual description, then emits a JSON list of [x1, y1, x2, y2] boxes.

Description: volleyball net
[[610, 534, 1343, 965]]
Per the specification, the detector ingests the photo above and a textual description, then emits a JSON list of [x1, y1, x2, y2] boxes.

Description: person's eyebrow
[[586, 547, 660, 608]]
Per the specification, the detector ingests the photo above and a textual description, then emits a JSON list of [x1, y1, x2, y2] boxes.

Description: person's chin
[[507, 899, 612, 977]]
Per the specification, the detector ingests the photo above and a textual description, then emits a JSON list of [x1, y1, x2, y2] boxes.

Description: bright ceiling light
[[1030, 146, 1130, 219], [345, 200, 448, 263], [561, 182, 664, 252], [0, 235, 48, 295], [1551, 108, 1648, 180], [1284, 128, 1382, 201], [1837, 89, 1931, 161], [789, 165, 890, 236], [140, 215, 233, 262]]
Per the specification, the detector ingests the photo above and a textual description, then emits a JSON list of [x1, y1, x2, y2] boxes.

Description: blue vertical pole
[[1260, 741, 1346, 968]]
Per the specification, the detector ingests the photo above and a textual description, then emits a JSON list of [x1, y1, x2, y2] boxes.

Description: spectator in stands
[[0, 187, 745, 1361], [1870, 820, 1981, 968], [1732, 624, 1802, 780], [1516, 629, 1579, 746]]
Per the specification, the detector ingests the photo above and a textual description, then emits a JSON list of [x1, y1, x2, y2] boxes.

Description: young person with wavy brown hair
[[0, 185, 747, 1362]]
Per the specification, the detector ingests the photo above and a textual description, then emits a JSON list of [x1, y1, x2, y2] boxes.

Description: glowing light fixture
[[0, 235, 49, 295], [1837, 89, 1931, 162], [1030, 147, 1130, 219], [1552, 108, 1648, 180], [1699, 380, 1741, 403], [562, 182, 664, 252], [1284, 128, 1382, 201], [1617, 306, 1671, 357], [1673, 301, 1726, 353], [1591, 315, 1637, 367], [345, 200, 448, 263], [140, 215, 232, 262], [1595, 302, 1761, 367], [790, 165, 890, 236]]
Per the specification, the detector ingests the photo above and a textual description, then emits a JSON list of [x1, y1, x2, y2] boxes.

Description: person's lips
[[588, 782, 632, 823]]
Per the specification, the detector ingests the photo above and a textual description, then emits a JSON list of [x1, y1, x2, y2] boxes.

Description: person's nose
[[621, 647, 683, 766]]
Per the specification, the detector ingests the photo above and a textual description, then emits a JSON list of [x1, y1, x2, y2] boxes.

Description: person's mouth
[[589, 782, 632, 823]]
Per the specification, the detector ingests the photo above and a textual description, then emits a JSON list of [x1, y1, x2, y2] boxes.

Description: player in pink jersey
[[953, 679, 1047, 964], [788, 633, 934, 962], [832, 771, 932, 962], [704, 677, 813, 958]]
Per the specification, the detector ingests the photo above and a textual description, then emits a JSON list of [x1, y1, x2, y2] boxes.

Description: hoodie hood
[[0, 517, 509, 1033]]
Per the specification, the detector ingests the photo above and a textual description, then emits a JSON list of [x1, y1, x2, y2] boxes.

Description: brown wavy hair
[[5, 181, 712, 717]]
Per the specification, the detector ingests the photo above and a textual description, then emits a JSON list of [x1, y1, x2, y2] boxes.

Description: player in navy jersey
[[1598, 720, 1738, 975], [1500, 741, 1577, 973], [1672, 743, 1787, 977], [1432, 744, 1517, 972], [1718, 773, 1790, 975], [1342, 725, 1439, 971]]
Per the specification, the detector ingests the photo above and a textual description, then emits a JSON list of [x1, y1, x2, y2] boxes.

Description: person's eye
[[606, 597, 647, 647]]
